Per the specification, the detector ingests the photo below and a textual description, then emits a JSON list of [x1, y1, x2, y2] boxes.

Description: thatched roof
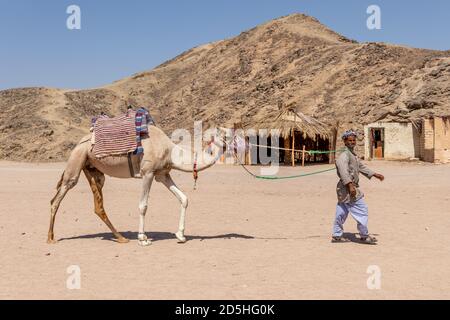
[[252, 107, 331, 140]]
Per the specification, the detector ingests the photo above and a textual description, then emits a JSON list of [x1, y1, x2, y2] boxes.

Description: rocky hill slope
[[1, 13, 449, 161]]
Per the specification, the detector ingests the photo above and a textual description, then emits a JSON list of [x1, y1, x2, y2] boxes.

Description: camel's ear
[[216, 127, 227, 136], [212, 127, 224, 142], [205, 127, 226, 148], [218, 127, 234, 138]]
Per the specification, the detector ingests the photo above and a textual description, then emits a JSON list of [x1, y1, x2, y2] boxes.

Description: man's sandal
[[359, 235, 378, 245], [331, 236, 350, 243]]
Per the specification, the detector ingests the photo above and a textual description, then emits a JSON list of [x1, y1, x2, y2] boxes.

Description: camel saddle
[[92, 110, 137, 158]]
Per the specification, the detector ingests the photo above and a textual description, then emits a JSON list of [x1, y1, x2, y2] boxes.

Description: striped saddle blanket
[[92, 110, 138, 158]]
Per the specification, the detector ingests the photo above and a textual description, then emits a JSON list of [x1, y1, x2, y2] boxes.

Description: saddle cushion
[[93, 110, 137, 158]]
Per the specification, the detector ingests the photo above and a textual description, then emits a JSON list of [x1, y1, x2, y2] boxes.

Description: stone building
[[421, 117, 450, 163], [363, 117, 450, 163]]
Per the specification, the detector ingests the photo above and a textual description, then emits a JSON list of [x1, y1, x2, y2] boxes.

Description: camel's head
[[199, 127, 227, 150]]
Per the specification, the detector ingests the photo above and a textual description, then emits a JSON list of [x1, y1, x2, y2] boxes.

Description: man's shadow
[[59, 231, 254, 243], [339, 232, 380, 244]]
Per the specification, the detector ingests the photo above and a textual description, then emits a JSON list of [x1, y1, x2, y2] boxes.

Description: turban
[[341, 130, 357, 140]]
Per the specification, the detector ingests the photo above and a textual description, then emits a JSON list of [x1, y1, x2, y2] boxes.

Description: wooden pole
[[291, 130, 295, 167], [330, 122, 339, 164], [292, 112, 297, 167], [314, 139, 318, 162], [298, 133, 301, 167], [302, 145, 305, 167]]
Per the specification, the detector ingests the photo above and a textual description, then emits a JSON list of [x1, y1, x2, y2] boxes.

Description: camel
[[48, 125, 224, 246]]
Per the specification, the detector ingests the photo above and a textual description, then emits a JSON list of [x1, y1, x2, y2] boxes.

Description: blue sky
[[1, 0, 449, 90]]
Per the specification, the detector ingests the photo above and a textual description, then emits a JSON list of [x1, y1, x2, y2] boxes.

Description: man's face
[[344, 135, 356, 149]]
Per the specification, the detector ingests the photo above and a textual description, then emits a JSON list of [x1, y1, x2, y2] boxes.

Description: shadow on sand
[[334, 232, 380, 245], [59, 231, 255, 243], [59, 232, 378, 244]]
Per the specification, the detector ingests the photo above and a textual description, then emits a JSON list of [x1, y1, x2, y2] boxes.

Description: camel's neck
[[170, 142, 223, 173]]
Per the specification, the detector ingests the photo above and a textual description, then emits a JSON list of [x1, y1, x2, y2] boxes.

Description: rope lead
[[239, 163, 336, 180]]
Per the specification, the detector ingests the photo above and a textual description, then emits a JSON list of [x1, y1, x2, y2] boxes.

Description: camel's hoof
[[116, 237, 130, 244], [137, 234, 151, 246], [175, 231, 187, 243], [47, 239, 57, 244], [138, 239, 152, 246]]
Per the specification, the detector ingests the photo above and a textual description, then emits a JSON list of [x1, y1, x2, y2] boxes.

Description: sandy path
[[0, 160, 449, 299]]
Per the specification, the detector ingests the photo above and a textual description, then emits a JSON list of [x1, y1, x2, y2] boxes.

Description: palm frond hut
[[251, 107, 335, 166]]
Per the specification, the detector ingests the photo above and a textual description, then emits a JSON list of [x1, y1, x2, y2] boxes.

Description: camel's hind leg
[[48, 178, 72, 243], [83, 167, 129, 243], [158, 173, 188, 243], [48, 143, 87, 244]]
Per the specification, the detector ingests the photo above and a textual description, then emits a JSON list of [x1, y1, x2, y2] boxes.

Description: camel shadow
[[59, 231, 254, 243]]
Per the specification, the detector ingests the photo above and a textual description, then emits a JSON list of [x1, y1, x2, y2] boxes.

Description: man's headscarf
[[341, 130, 357, 140]]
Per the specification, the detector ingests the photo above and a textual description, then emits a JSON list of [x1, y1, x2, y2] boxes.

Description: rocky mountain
[[1, 13, 449, 161]]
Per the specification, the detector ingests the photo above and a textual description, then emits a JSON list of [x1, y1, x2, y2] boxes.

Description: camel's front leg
[[159, 174, 188, 243], [138, 172, 154, 246]]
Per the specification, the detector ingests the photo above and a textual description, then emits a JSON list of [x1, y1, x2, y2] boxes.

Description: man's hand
[[373, 173, 384, 181], [347, 182, 357, 198]]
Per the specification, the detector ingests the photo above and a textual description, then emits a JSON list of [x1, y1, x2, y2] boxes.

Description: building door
[[370, 128, 384, 159]]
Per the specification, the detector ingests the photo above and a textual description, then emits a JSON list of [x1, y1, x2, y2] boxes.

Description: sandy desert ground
[[0, 160, 450, 299]]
